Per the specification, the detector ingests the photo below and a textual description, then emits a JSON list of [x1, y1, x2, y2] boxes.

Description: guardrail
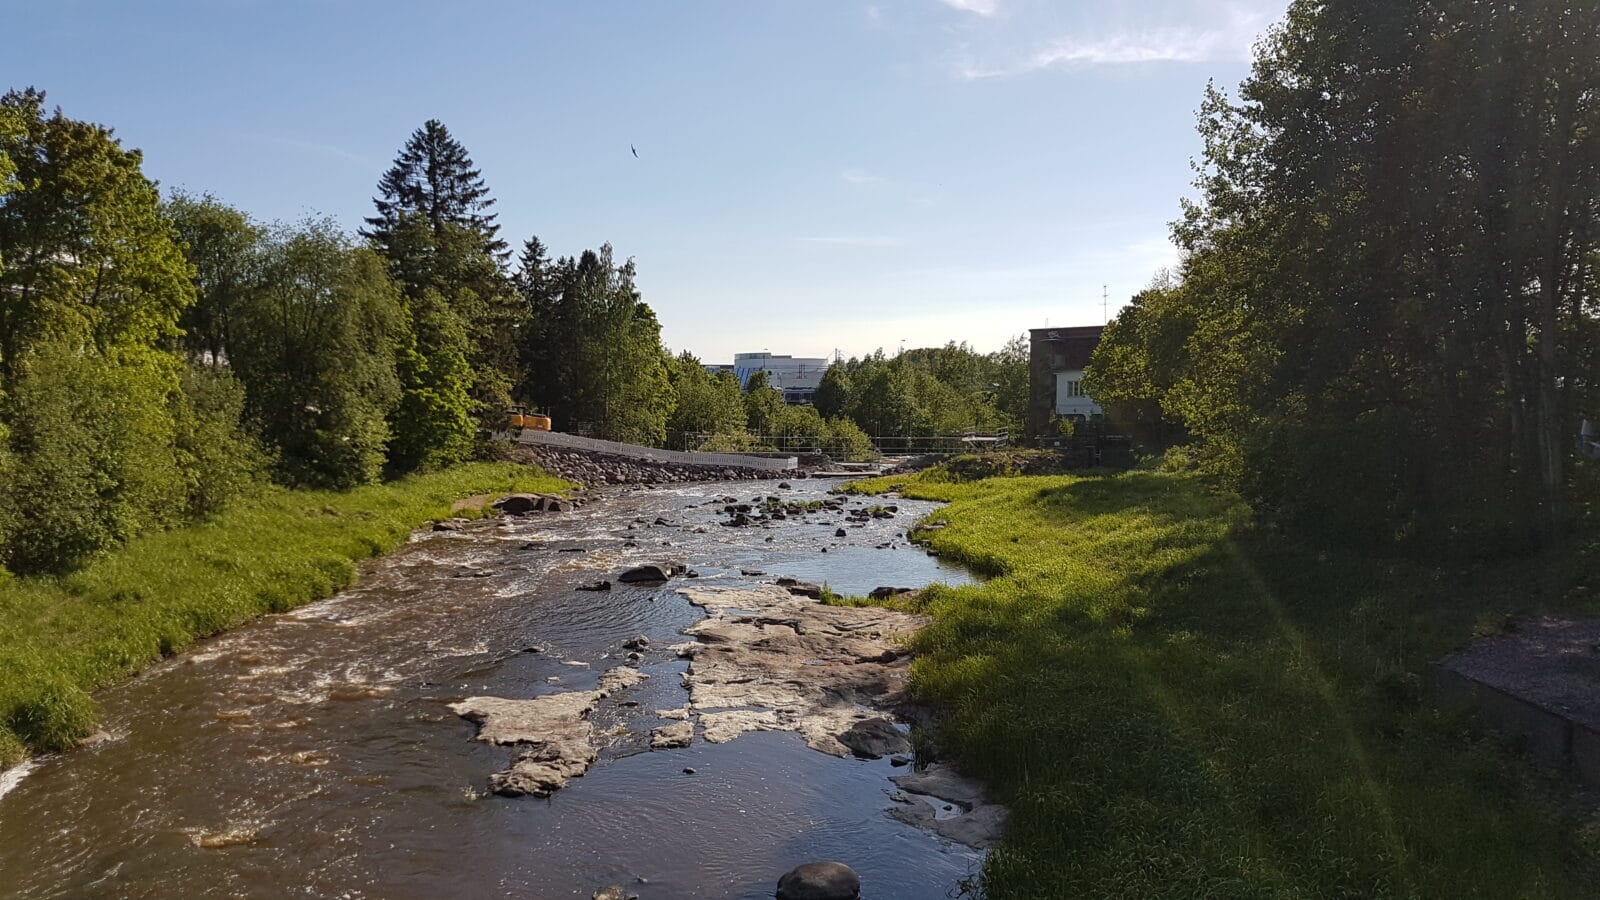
[[515, 429, 798, 471]]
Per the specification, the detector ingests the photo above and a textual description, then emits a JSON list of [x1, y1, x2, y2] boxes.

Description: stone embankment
[[507, 445, 800, 487]]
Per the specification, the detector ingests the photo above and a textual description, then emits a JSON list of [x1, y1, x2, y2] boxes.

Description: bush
[[173, 366, 266, 518], [821, 417, 875, 461], [3, 676, 96, 752], [2, 346, 189, 574]]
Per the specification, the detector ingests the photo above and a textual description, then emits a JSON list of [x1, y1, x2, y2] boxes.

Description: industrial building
[[707, 352, 830, 404], [1027, 325, 1104, 438]]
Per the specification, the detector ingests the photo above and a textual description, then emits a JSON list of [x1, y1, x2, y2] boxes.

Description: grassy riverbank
[[845, 469, 1599, 897], [0, 463, 569, 767]]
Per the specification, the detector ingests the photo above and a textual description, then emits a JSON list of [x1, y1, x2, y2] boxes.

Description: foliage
[[666, 351, 745, 436], [742, 369, 785, 434], [171, 365, 266, 518], [812, 363, 851, 418], [517, 241, 676, 444], [2, 346, 188, 573], [0, 90, 260, 572], [0, 89, 194, 371], [229, 222, 407, 488], [164, 191, 264, 366], [694, 431, 764, 453], [1091, 1, 1600, 543], [842, 468, 1597, 897], [819, 416, 875, 461], [0, 463, 570, 762], [365, 121, 520, 425], [819, 341, 1023, 441], [361, 118, 507, 261], [388, 287, 476, 473]]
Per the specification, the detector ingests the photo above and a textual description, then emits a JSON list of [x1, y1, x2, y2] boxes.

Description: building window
[[1063, 379, 1084, 398]]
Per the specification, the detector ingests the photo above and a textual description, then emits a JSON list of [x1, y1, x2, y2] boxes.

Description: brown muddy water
[[0, 479, 981, 899]]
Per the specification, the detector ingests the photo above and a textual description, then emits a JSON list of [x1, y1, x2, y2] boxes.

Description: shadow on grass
[[895, 469, 1596, 899]]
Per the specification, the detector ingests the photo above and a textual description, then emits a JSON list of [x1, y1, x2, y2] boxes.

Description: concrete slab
[[1434, 617, 1600, 782]]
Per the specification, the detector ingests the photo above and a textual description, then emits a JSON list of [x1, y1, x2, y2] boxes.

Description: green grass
[[0, 463, 569, 766], [844, 469, 1600, 898]]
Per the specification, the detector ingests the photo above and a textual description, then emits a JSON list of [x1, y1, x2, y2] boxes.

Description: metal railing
[[517, 429, 798, 471], [674, 431, 1010, 455]]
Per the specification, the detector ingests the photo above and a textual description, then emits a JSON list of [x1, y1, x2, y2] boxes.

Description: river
[[0, 478, 982, 899]]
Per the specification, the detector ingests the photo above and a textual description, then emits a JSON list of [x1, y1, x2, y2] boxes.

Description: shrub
[[173, 366, 266, 518], [3, 676, 96, 752], [2, 346, 188, 574], [821, 417, 875, 461]]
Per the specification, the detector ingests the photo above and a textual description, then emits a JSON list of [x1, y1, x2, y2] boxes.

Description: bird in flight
[[631, 144, 638, 158]]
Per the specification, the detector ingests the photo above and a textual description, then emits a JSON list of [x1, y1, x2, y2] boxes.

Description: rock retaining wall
[[518, 446, 793, 487]]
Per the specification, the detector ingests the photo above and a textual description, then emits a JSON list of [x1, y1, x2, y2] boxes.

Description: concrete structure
[[1027, 325, 1104, 438], [1432, 617, 1600, 786], [516, 428, 797, 471], [708, 353, 830, 404]]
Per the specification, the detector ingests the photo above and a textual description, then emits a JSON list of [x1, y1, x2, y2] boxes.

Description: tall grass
[[847, 469, 1598, 897], [0, 463, 569, 766]]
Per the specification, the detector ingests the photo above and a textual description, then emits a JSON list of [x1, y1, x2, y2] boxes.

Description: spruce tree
[[361, 119, 507, 261], [364, 120, 522, 437]]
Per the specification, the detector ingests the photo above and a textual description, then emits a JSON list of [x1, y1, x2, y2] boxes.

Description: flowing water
[[0, 479, 981, 899]]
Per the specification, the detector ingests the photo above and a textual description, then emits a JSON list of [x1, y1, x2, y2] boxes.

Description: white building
[[719, 352, 830, 403]]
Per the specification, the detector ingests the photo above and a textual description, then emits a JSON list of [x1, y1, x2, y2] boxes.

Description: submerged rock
[[776, 861, 861, 900], [618, 564, 673, 583], [592, 887, 639, 900], [649, 720, 694, 750]]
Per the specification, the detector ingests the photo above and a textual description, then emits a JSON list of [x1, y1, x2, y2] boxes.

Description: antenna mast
[[1103, 284, 1109, 324]]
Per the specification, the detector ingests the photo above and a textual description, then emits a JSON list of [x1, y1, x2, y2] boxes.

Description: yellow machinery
[[507, 406, 552, 432]]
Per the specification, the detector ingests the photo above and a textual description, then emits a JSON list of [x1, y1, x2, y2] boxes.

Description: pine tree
[[361, 119, 507, 261], [364, 120, 521, 431]]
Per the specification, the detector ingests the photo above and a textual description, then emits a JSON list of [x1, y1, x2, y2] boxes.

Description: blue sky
[[9, 0, 1286, 362]]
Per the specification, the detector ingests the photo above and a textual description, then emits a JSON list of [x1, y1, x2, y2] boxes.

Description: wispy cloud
[[954, 5, 1275, 79], [797, 235, 908, 248], [841, 168, 886, 187], [240, 132, 372, 167], [940, 0, 999, 15]]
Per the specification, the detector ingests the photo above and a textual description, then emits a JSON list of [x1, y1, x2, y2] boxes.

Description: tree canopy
[[1089, 0, 1600, 545]]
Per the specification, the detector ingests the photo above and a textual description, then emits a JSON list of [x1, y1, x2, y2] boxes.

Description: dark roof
[[1029, 325, 1104, 339], [1031, 325, 1102, 370]]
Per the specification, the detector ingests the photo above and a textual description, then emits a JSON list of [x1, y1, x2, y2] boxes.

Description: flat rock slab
[[1435, 617, 1600, 782], [889, 764, 1009, 849], [676, 585, 924, 756], [450, 667, 648, 797], [649, 720, 694, 750]]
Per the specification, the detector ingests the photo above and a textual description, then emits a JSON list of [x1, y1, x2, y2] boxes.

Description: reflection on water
[[0, 479, 980, 899]]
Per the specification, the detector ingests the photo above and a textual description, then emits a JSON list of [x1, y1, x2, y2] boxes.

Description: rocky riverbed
[[0, 477, 996, 899]]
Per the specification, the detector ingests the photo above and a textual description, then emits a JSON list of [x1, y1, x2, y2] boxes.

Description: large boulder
[[838, 717, 910, 759], [776, 862, 861, 900], [493, 493, 545, 515], [617, 564, 674, 584], [776, 577, 824, 600]]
